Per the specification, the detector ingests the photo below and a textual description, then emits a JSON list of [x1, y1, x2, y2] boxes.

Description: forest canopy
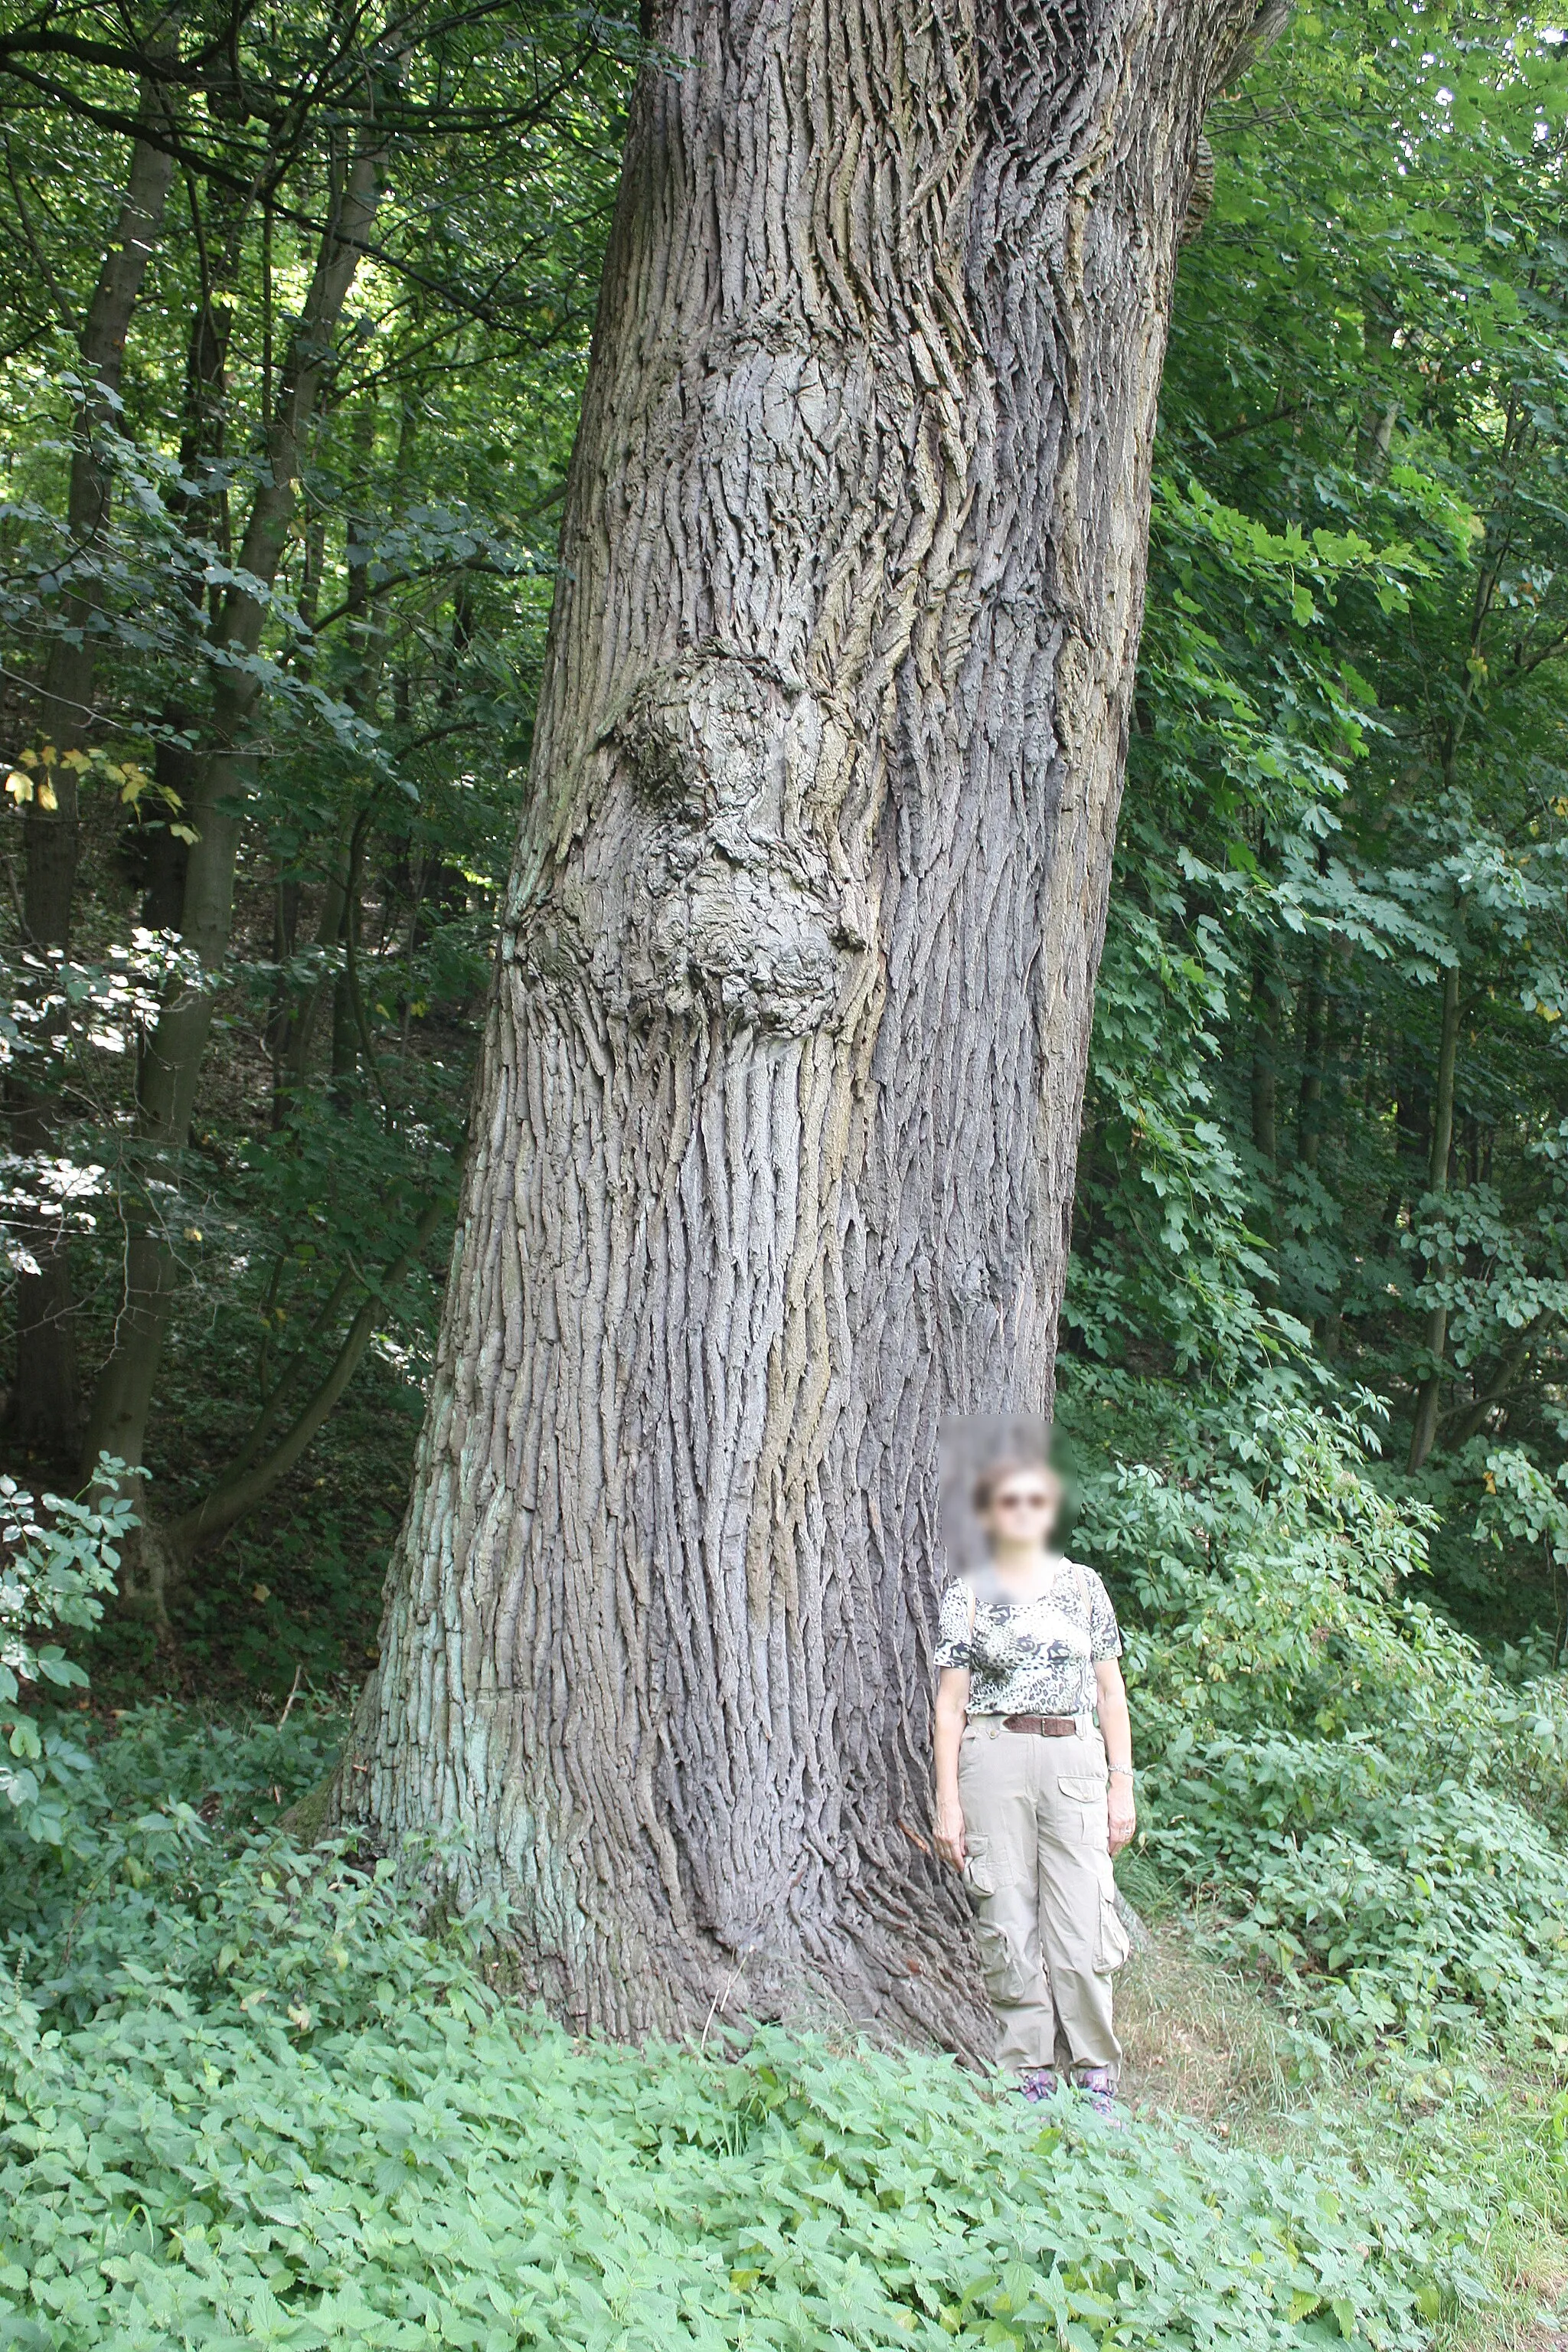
[[2, 0, 1563, 1668], [0, 0, 638, 1648], [1073, 0, 1568, 1653]]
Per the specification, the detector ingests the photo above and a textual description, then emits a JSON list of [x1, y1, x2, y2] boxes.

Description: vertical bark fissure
[[344, 0, 1268, 2045]]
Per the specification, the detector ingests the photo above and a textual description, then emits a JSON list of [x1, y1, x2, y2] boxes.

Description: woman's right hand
[[935, 1794, 966, 1872]]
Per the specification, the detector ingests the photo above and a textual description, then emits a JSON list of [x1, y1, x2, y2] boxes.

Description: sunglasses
[[994, 1490, 1052, 1511]]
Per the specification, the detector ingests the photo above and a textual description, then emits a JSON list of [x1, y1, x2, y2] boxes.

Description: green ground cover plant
[[0, 1760, 1504, 2352]]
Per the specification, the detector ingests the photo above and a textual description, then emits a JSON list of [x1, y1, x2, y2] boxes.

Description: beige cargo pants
[[958, 1714, 1130, 2081]]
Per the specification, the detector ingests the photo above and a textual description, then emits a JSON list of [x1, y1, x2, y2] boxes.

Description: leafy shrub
[[0, 1465, 134, 1843], [1152, 1731, 1568, 2063], [0, 1830, 1483, 2352], [0, 1697, 349, 2013], [1065, 1371, 1568, 2064]]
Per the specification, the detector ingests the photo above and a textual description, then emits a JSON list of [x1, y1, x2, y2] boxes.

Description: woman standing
[[933, 1459, 1136, 2111]]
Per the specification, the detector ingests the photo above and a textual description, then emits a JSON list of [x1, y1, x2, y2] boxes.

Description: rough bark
[[9, 59, 178, 1454], [341, 0, 1273, 2049], [81, 144, 384, 1496]]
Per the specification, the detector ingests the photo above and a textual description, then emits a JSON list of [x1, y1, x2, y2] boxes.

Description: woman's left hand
[[1107, 1782, 1136, 1856]]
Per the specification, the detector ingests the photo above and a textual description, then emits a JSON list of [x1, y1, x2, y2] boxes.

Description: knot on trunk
[[511, 649, 872, 1037]]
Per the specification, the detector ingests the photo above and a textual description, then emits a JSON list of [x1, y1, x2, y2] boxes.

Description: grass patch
[[1115, 1919, 1568, 2350], [1118, 1918, 1292, 2132]]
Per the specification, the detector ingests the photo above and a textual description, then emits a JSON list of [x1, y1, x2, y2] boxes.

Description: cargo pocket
[[1058, 1772, 1110, 1851], [961, 1835, 1001, 1906], [974, 1916, 1039, 2006], [962, 1841, 1035, 2004], [1093, 1853, 1132, 1975]]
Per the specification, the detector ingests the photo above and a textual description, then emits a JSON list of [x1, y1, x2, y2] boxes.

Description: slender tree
[[338, 0, 1282, 2045], [9, 43, 178, 1452], [82, 142, 385, 1514], [1407, 959, 1462, 1473]]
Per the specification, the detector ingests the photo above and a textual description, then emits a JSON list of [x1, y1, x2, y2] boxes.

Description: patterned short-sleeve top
[[934, 1556, 1122, 1719]]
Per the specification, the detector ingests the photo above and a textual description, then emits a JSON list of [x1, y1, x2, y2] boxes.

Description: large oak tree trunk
[[342, 0, 1272, 2048]]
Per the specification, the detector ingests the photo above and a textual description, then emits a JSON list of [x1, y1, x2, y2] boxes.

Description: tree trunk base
[[107, 1511, 185, 1635], [327, 1676, 993, 2062]]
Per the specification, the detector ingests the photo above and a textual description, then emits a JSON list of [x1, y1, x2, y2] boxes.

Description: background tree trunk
[[340, 0, 1271, 2048], [82, 143, 384, 1504], [8, 57, 178, 1456], [1250, 940, 1279, 1165], [1407, 959, 1462, 1472]]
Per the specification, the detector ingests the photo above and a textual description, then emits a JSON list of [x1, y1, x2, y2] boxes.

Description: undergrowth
[[0, 1699, 1560, 2350], [0, 1720, 1510, 2352], [1063, 1371, 1568, 2078], [5, 1372, 1568, 2348]]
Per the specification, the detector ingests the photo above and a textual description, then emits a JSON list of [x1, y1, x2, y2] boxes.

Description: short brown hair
[[972, 1455, 1058, 1515]]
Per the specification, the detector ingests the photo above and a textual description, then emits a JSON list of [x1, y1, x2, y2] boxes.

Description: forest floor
[[4, 1681, 1564, 2349], [19, 1361, 1568, 2352], [1116, 1925, 1568, 2350]]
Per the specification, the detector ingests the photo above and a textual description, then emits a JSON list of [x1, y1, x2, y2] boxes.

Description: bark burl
[[340, 0, 1278, 2048]]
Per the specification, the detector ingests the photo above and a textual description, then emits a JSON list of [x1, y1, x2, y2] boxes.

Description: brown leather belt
[[1004, 1713, 1080, 1737]]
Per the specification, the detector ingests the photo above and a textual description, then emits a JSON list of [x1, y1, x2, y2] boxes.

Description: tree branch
[[0, 60, 599, 325], [165, 1197, 446, 1556], [1208, 398, 1304, 446]]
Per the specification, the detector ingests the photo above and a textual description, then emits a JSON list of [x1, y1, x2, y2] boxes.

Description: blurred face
[[985, 1472, 1059, 1544]]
